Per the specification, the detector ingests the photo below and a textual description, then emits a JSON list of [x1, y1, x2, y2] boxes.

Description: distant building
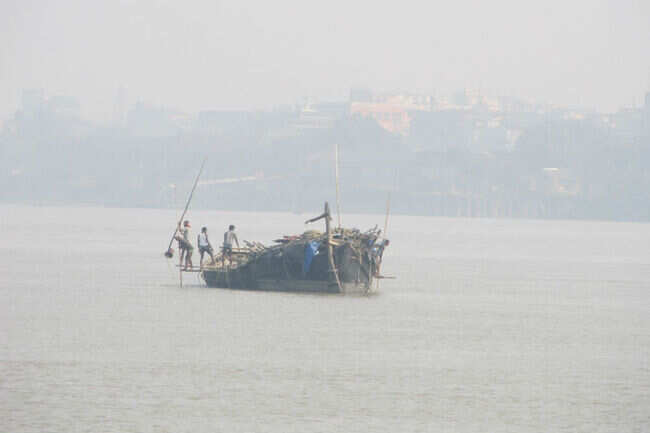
[[47, 95, 80, 118], [349, 88, 373, 103], [437, 89, 502, 112], [611, 107, 644, 139], [197, 110, 252, 136], [292, 101, 347, 131], [126, 102, 184, 137], [11, 90, 88, 137], [21, 89, 45, 116], [349, 89, 432, 135]]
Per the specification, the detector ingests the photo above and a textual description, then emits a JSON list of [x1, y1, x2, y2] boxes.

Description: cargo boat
[[200, 202, 388, 295]]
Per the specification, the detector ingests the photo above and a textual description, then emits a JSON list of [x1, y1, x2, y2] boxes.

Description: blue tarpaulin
[[303, 241, 321, 275]]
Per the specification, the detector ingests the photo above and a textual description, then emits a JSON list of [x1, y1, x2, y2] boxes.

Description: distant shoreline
[[2, 200, 648, 225]]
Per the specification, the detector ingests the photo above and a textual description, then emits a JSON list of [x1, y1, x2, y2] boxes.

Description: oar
[[164, 158, 207, 258]]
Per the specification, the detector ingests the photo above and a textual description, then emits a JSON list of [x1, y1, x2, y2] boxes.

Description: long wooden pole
[[375, 192, 391, 291], [324, 202, 343, 292], [383, 192, 391, 238], [165, 157, 207, 256], [334, 142, 342, 229], [304, 202, 342, 292]]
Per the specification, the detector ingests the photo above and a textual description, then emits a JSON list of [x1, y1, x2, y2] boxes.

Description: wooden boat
[[200, 202, 388, 294]]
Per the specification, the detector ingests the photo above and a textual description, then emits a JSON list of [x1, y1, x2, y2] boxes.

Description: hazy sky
[[1, 0, 648, 122]]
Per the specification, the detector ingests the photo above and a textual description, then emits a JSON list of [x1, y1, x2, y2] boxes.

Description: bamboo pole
[[383, 192, 391, 238], [305, 202, 343, 292], [164, 157, 207, 258], [324, 202, 342, 292], [334, 142, 342, 229], [375, 193, 391, 291]]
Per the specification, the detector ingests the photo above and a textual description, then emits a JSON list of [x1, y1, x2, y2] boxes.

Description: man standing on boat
[[372, 238, 390, 276], [222, 225, 240, 267], [176, 220, 194, 270], [197, 226, 215, 268]]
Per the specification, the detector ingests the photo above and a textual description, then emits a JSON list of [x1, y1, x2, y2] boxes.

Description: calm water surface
[[1, 205, 648, 432]]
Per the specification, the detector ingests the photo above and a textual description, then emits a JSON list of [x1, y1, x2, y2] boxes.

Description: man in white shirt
[[197, 226, 215, 268]]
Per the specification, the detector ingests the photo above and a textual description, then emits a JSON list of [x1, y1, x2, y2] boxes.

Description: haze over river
[[1, 205, 648, 432]]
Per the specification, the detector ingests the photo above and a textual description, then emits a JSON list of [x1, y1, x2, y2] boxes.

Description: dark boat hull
[[202, 241, 375, 295], [202, 271, 371, 295]]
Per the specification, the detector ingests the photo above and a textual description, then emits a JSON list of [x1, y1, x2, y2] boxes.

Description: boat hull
[[202, 269, 372, 295], [200, 214, 380, 295]]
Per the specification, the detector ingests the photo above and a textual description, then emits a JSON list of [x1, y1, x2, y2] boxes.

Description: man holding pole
[[163, 158, 206, 261], [176, 220, 194, 270]]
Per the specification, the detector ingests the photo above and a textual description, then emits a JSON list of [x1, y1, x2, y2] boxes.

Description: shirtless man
[[222, 224, 240, 267]]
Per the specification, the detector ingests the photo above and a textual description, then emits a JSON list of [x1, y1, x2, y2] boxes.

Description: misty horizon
[[2, 1, 650, 222], [2, 0, 649, 123]]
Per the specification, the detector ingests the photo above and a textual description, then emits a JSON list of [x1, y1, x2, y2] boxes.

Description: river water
[[1, 204, 648, 432]]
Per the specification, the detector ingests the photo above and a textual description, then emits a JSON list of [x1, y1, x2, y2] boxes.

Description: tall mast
[[334, 142, 342, 229]]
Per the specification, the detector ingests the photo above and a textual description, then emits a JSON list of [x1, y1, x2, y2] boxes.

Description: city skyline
[[3, 80, 649, 221], [5, 84, 650, 127], [2, 0, 649, 123]]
